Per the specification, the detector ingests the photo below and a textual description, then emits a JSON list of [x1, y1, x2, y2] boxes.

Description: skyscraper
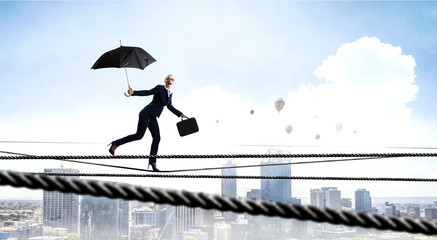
[[385, 202, 397, 216], [310, 189, 324, 208], [80, 194, 129, 240], [246, 189, 261, 200], [132, 208, 159, 227], [355, 189, 372, 213], [425, 209, 437, 220], [172, 206, 197, 239], [325, 188, 341, 209], [261, 149, 292, 203], [310, 187, 341, 209], [407, 206, 420, 218], [43, 168, 79, 234], [221, 160, 237, 198], [221, 160, 237, 221]]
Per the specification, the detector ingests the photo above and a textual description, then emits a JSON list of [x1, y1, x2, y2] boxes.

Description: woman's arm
[[128, 85, 160, 96], [167, 96, 188, 118]]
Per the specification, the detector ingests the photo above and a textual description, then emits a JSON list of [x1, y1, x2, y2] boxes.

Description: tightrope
[[1, 170, 437, 235], [26, 172, 437, 182], [1, 152, 437, 159]]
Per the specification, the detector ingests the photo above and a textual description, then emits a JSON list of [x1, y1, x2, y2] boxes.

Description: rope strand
[[24, 172, 437, 182], [1, 152, 437, 159], [0, 169, 436, 235]]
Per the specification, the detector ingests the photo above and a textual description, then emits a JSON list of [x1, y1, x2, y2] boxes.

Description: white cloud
[[283, 36, 421, 147]]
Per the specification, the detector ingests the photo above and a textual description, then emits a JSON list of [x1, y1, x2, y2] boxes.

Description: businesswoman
[[108, 74, 188, 171]]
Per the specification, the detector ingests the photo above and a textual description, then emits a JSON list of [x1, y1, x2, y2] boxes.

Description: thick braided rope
[[25, 172, 437, 182], [1, 170, 437, 235], [1, 152, 437, 160]]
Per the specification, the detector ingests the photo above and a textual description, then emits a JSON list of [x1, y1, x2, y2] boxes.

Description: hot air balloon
[[285, 125, 293, 134], [250, 109, 254, 115], [274, 98, 285, 113]]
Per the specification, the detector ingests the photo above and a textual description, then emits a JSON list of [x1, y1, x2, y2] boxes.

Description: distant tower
[[221, 160, 237, 221], [310, 189, 324, 208], [172, 206, 197, 239], [310, 187, 341, 209], [221, 160, 237, 198], [355, 189, 372, 213], [261, 149, 292, 203], [43, 168, 79, 234], [80, 194, 129, 240]]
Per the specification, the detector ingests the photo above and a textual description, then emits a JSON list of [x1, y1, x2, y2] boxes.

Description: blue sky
[[1, 1, 437, 200]]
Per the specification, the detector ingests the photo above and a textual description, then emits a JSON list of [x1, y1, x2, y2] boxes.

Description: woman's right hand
[[128, 87, 133, 96]]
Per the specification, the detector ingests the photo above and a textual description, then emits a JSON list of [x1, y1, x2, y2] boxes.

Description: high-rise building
[[246, 189, 261, 200], [407, 206, 420, 218], [221, 160, 237, 198], [385, 202, 397, 216], [341, 198, 352, 208], [222, 160, 237, 221], [132, 208, 159, 227], [196, 208, 214, 226], [310, 189, 324, 208], [310, 187, 341, 209], [355, 189, 372, 213], [158, 205, 174, 240], [425, 209, 437, 220], [43, 168, 79, 234], [261, 149, 292, 203], [172, 206, 197, 239], [80, 195, 129, 240], [325, 188, 341, 209]]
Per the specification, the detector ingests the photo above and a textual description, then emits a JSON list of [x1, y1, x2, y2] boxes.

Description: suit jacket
[[133, 85, 182, 118]]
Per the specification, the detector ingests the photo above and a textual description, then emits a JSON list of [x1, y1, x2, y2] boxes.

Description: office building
[[310, 187, 341, 209], [173, 206, 197, 239], [310, 189, 324, 208], [246, 189, 261, 200], [222, 160, 237, 221], [325, 188, 341, 209], [355, 189, 372, 213], [132, 208, 159, 227], [261, 149, 292, 203], [80, 195, 129, 240], [341, 198, 352, 208], [221, 160, 237, 198], [43, 168, 79, 234], [385, 202, 397, 216], [425, 209, 437, 220], [407, 206, 420, 218]]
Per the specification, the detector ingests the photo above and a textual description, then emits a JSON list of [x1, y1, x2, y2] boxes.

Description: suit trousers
[[114, 109, 160, 163]]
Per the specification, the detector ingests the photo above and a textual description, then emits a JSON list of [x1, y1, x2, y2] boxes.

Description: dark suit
[[114, 85, 182, 163]]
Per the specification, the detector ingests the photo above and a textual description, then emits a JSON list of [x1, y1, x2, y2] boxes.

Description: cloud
[[282, 36, 420, 147]]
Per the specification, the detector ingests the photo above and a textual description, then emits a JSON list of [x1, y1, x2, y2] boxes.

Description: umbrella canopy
[[91, 46, 156, 70]]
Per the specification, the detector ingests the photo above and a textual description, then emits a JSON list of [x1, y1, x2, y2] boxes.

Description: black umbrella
[[91, 42, 156, 96]]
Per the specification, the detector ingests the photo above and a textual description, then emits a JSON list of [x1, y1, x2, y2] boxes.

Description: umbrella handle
[[124, 84, 131, 97]]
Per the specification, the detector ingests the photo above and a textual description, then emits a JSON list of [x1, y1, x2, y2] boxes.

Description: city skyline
[[1, 1, 437, 201]]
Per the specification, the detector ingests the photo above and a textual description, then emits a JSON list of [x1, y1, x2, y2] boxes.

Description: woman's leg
[[113, 111, 151, 147], [148, 117, 160, 163]]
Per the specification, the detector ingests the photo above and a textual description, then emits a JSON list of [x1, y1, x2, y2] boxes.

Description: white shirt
[[165, 86, 172, 97]]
